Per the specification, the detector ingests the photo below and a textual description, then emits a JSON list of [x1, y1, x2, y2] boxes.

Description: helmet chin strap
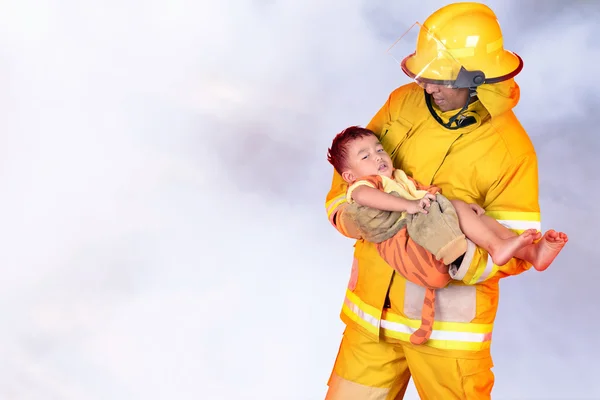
[[425, 88, 478, 130]]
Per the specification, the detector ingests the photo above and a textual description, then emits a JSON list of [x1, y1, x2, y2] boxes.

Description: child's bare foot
[[490, 229, 540, 266], [531, 229, 569, 271]]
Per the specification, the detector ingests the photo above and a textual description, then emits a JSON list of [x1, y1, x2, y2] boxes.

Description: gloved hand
[[406, 194, 467, 265], [344, 191, 407, 244]]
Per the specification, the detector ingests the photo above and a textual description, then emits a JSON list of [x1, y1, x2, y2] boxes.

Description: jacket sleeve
[[325, 169, 362, 239], [449, 153, 541, 285]]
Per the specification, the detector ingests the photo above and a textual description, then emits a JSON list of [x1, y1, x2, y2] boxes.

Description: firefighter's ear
[[341, 170, 355, 183]]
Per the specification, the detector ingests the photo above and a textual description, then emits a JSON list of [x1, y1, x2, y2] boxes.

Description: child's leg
[[450, 200, 569, 271], [477, 215, 518, 240], [507, 229, 569, 271], [479, 214, 569, 271], [450, 200, 538, 266]]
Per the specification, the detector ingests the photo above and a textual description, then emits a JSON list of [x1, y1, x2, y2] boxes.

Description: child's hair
[[327, 126, 377, 174]]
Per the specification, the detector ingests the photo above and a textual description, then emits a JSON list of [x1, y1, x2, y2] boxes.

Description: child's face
[[341, 134, 393, 183]]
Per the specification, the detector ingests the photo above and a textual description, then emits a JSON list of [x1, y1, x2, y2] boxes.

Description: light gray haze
[[0, 0, 598, 399]]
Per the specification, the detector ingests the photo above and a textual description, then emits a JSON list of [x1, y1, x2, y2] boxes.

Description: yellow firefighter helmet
[[401, 2, 523, 88]]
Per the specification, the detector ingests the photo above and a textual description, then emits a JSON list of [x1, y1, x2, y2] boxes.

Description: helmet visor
[[387, 22, 485, 89]]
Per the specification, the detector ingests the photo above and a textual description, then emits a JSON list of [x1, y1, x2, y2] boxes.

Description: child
[[327, 126, 568, 344]]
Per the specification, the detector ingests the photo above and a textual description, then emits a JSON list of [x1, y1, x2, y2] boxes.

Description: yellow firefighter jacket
[[325, 79, 540, 356]]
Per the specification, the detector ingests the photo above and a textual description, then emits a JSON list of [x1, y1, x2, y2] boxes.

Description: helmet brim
[[401, 50, 523, 86]]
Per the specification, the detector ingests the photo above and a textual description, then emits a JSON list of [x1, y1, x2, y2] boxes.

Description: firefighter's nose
[[424, 83, 441, 94]]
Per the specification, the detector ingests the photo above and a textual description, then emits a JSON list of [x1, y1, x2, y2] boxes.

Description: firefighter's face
[[424, 84, 471, 112]]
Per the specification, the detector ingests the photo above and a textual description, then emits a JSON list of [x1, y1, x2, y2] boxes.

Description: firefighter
[[325, 3, 544, 399]]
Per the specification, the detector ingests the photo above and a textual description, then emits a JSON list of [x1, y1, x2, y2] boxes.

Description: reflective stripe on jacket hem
[[342, 289, 493, 351]]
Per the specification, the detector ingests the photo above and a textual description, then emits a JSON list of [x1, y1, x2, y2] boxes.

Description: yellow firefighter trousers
[[325, 326, 495, 400]]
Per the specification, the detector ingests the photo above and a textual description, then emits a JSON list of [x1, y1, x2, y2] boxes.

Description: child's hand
[[469, 203, 485, 216], [407, 194, 436, 214]]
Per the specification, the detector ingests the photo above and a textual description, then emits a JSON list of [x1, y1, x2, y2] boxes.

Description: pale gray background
[[0, 0, 597, 399]]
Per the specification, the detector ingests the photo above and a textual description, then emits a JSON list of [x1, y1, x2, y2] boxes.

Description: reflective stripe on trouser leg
[[325, 374, 391, 400]]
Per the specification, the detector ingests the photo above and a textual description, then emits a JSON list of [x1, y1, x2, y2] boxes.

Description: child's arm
[[351, 185, 435, 214]]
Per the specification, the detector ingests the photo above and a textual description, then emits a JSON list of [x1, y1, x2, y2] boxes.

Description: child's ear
[[341, 170, 355, 183]]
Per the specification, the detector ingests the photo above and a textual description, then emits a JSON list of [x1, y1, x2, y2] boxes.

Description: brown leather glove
[[344, 191, 408, 243], [406, 194, 467, 265]]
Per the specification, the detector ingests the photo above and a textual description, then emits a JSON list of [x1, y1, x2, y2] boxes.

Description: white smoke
[[0, 0, 597, 399]]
